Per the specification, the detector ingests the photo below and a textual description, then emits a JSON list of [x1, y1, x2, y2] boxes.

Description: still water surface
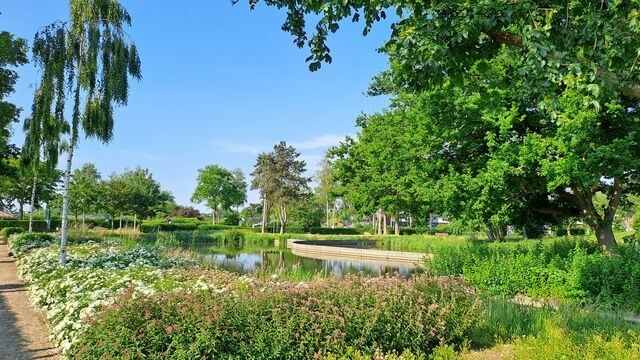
[[191, 240, 421, 277]]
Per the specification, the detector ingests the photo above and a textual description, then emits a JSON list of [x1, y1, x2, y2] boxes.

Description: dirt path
[[0, 244, 58, 359]]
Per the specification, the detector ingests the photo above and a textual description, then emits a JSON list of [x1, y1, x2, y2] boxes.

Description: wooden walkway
[[0, 244, 58, 359]]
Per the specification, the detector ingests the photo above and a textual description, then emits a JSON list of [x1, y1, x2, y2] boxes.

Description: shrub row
[[309, 227, 362, 235], [0, 219, 60, 232], [139, 219, 240, 233], [71, 275, 483, 359]]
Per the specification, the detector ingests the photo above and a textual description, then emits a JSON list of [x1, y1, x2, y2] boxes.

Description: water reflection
[[198, 248, 417, 278]]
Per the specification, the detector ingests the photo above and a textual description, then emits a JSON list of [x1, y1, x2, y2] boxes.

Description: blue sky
[[3, 1, 391, 210]]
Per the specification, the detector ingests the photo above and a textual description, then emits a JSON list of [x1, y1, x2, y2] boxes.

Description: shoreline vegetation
[[5, 230, 640, 358]]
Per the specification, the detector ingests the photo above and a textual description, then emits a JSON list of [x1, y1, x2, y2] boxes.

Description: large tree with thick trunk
[[250, 0, 640, 252]]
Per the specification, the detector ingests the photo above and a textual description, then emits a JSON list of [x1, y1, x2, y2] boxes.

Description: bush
[[71, 275, 483, 359], [309, 227, 362, 235], [220, 212, 240, 226], [8, 232, 57, 255], [1, 226, 24, 238], [140, 220, 200, 233]]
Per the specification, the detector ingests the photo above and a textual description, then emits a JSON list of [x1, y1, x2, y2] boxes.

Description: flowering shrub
[[12, 237, 229, 355], [71, 275, 483, 359]]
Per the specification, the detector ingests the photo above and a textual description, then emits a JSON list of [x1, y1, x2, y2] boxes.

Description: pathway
[[0, 243, 58, 359]]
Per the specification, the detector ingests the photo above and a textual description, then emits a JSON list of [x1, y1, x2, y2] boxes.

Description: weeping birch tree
[[31, 0, 141, 265], [22, 96, 66, 232]]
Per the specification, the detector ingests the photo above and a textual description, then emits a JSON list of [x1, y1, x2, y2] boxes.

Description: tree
[[121, 167, 168, 221], [0, 31, 28, 176], [31, 0, 142, 264], [289, 193, 324, 232], [68, 163, 102, 225], [254, 0, 640, 252], [329, 105, 432, 235], [100, 167, 171, 229], [100, 172, 127, 230], [170, 205, 201, 218], [0, 157, 60, 219], [314, 155, 337, 227], [22, 110, 66, 231], [251, 141, 310, 234], [191, 165, 247, 224]]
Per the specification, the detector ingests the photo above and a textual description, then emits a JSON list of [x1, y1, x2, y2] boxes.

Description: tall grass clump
[[427, 237, 640, 311]]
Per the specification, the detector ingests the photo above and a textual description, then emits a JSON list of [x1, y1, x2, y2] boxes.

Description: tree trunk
[[18, 202, 24, 220], [383, 213, 388, 235], [28, 175, 38, 233], [326, 199, 330, 228], [595, 224, 618, 254], [393, 215, 399, 236], [134, 214, 137, 231], [119, 213, 122, 230], [60, 80, 81, 266], [212, 209, 216, 225], [82, 213, 86, 229], [261, 198, 267, 234], [60, 138, 76, 266], [279, 205, 287, 234], [522, 225, 528, 240]]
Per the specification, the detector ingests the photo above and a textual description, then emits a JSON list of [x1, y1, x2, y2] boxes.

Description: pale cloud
[[208, 134, 348, 155], [290, 134, 347, 150], [119, 149, 166, 162]]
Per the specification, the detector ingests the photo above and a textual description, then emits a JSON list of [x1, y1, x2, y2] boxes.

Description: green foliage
[[217, 229, 245, 250], [196, 223, 235, 231], [251, 141, 310, 233], [1, 226, 24, 238], [71, 275, 482, 358], [191, 165, 247, 221], [32, 0, 143, 264], [68, 163, 102, 217], [509, 319, 640, 360], [8, 232, 57, 255], [309, 227, 361, 235], [220, 211, 240, 226], [0, 219, 59, 232], [257, 0, 640, 251], [0, 31, 28, 180], [139, 220, 198, 233], [428, 238, 640, 311]]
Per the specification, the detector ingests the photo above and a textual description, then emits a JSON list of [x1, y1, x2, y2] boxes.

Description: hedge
[[0, 219, 60, 232], [309, 227, 362, 235]]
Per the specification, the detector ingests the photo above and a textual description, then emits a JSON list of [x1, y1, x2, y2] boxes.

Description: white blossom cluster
[[13, 240, 228, 356]]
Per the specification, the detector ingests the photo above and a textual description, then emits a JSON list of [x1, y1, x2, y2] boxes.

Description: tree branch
[[604, 177, 623, 222]]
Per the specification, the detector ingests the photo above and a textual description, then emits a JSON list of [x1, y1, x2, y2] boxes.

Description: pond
[[189, 239, 424, 278]]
